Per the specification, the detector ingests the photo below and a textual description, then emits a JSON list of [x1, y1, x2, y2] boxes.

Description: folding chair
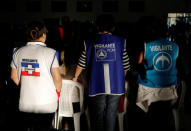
[[53, 80, 84, 131]]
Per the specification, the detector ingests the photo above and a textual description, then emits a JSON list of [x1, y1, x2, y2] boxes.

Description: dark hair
[[26, 21, 47, 41], [151, 18, 168, 39], [96, 14, 115, 32]]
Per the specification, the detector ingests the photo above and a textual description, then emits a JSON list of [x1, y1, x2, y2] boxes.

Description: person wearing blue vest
[[72, 14, 130, 131], [136, 18, 179, 131]]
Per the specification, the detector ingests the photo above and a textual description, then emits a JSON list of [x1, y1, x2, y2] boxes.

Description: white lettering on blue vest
[[94, 43, 115, 48], [150, 45, 172, 52]]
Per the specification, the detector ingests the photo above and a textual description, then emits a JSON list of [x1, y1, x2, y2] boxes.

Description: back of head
[[96, 14, 115, 32], [151, 18, 168, 39], [26, 21, 47, 41]]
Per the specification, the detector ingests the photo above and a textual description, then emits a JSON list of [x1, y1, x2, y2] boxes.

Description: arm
[[138, 51, 144, 64], [124, 70, 128, 76], [72, 65, 84, 82], [11, 68, 19, 86], [72, 41, 86, 82], [137, 51, 146, 79], [51, 67, 62, 92], [123, 40, 131, 76]]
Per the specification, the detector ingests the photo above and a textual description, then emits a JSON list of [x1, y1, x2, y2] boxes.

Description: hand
[[72, 77, 78, 82], [56, 89, 60, 100]]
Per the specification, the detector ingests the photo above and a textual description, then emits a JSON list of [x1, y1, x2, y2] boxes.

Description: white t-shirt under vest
[[11, 42, 59, 113]]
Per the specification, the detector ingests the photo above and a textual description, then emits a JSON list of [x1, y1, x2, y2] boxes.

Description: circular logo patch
[[153, 52, 172, 71]]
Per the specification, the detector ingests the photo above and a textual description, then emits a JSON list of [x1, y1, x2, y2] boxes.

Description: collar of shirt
[[27, 42, 46, 47]]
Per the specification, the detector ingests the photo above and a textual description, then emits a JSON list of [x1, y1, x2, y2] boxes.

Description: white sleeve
[[51, 51, 59, 68], [11, 48, 18, 69]]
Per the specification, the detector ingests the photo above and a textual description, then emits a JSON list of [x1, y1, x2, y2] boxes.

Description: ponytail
[[26, 21, 47, 41]]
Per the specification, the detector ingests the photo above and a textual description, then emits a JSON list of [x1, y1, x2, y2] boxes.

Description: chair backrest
[[58, 80, 84, 117]]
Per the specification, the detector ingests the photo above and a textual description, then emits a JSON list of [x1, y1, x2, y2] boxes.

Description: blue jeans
[[88, 95, 121, 131]]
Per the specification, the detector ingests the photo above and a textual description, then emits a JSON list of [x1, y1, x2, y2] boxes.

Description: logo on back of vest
[[96, 49, 107, 60], [153, 52, 172, 71], [95, 43, 116, 61], [21, 59, 40, 77]]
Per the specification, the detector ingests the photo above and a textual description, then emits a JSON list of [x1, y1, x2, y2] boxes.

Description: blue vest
[[86, 33, 125, 95], [138, 38, 178, 88]]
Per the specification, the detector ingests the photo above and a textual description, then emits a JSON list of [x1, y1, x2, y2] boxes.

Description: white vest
[[11, 42, 59, 113]]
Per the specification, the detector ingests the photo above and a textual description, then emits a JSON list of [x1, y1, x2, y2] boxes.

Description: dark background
[[0, 0, 191, 131]]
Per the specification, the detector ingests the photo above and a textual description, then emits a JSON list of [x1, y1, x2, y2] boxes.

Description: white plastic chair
[[118, 81, 128, 131], [53, 80, 84, 131]]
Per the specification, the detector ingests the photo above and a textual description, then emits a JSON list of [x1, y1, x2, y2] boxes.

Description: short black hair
[[151, 18, 168, 39], [96, 14, 115, 32]]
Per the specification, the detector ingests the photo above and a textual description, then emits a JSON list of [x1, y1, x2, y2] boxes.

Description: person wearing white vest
[[10, 21, 62, 131]]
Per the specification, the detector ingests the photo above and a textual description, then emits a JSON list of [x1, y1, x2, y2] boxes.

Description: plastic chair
[[53, 80, 84, 131], [118, 81, 128, 131]]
